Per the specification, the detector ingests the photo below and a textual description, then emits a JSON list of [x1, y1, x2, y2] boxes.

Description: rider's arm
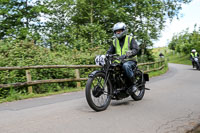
[[190, 54, 193, 60], [129, 38, 139, 57], [106, 44, 115, 55]]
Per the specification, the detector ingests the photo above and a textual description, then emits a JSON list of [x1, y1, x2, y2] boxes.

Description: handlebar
[[106, 54, 118, 58], [106, 54, 126, 63]]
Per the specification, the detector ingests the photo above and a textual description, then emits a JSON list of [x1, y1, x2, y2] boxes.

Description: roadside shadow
[[188, 68, 200, 71], [110, 99, 132, 106], [79, 100, 133, 113]]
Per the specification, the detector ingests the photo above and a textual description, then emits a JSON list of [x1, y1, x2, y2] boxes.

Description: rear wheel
[[196, 62, 200, 70], [85, 72, 112, 111], [131, 70, 145, 101]]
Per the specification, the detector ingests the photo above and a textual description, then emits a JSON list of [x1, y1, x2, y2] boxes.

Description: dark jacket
[[106, 36, 139, 57]]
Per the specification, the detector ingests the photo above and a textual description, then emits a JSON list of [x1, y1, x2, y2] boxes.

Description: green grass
[[148, 62, 168, 78], [152, 46, 192, 66], [167, 53, 191, 65], [0, 87, 83, 103]]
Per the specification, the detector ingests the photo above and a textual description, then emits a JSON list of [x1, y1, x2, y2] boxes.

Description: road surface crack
[[156, 111, 200, 133]]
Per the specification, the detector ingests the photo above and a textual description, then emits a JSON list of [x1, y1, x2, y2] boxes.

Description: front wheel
[[131, 70, 145, 101], [85, 72, 112, 111]]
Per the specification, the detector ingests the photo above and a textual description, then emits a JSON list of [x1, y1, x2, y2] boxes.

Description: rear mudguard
[[88, 70, 105, 78], [143, 73, 149, 81]]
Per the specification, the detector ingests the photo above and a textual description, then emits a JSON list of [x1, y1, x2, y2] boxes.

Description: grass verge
[[167, 53, 191, 65], [0, 87, 83, 103], [148, 62, 168, 78]]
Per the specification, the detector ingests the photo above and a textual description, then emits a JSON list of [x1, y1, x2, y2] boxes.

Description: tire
[[85, 72, 112, 111], [131, 70, 145, 101], [196, 62, 200, 70]]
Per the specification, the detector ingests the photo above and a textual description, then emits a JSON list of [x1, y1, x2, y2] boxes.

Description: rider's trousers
[[122, 61, 136, 80]]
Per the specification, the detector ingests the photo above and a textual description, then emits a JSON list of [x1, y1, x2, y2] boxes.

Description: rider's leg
[[122, 61, 136, 79], [122, 61, 137, 93], [192, 60, 195, 68]]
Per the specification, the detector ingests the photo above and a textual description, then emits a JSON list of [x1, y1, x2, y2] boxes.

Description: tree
[[0, 0, 46, 40], [168, 25, 200, 54], [42, 0, 191, 52]]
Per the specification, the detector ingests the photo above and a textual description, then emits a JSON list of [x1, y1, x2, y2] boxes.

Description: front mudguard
[[88, 70, 105, 78]]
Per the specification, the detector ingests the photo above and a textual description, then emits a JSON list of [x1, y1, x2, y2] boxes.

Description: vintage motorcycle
[[85, 54, 149, 111]]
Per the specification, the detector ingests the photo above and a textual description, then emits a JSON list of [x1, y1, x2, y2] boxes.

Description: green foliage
[[168, 25, 200, 54], [41, 0, 192, 53], [167, 52, 191, 65], [0, 0, 193, 100], [0, 0, 46, 40], [0, 40, 107, 98], [1, 0, 192, 57], [137, 48, 155, 62], [148, 62, 168, 78]]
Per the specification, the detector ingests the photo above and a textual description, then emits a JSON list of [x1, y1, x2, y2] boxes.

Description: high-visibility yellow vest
[[113, 35, 131, 56], [191, 52, 198, 58], [113, 35, 136, 62]]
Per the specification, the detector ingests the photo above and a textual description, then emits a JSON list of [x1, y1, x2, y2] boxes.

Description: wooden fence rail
[[0, 60, 165, 93]]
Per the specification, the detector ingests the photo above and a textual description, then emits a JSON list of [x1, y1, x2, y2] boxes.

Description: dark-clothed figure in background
[[107, 22, 139, 94], [159, 52, 164, 58]]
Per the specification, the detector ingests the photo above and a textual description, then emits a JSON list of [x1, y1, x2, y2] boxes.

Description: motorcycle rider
[[107, 22, 139, 94], [190, 49, 199, 68]]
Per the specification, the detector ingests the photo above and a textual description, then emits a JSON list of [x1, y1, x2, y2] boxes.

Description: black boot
[[192, 61, 195, 68], [127, 77, 137, 95], [127, 85, 137, 95]]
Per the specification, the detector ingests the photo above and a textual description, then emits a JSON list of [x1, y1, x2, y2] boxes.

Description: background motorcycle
[[85, 54, 149, 111]]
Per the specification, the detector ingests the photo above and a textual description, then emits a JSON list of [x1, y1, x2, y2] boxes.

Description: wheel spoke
[[134, 89, 141, 96], [96, 77, 104, 88], [90, 80, 109, 107]]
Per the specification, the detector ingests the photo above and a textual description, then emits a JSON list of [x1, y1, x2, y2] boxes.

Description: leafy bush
[[0, 40, 107, 98], [0, 39, 155, 99]]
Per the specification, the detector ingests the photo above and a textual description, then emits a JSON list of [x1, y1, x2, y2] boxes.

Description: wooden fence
[[0, 60, 165, 93]]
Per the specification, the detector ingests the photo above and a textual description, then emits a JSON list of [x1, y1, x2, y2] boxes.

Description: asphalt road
[[0, 63, 200, 133]]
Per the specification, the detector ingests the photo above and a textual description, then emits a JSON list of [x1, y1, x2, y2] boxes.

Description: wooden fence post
[[26, 70, 33, 93], [147, 65, 150, 71], [75, 69, 81, 88]]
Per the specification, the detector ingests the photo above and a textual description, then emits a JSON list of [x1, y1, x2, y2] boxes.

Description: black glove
[[119, 55, 126, 60]]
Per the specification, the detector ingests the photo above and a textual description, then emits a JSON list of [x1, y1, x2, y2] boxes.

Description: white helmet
[[191, 49, 196, 53], [113, 22, 127, 39]]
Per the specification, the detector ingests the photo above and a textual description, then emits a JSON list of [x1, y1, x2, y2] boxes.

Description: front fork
[[102, 72, 114, 97]]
